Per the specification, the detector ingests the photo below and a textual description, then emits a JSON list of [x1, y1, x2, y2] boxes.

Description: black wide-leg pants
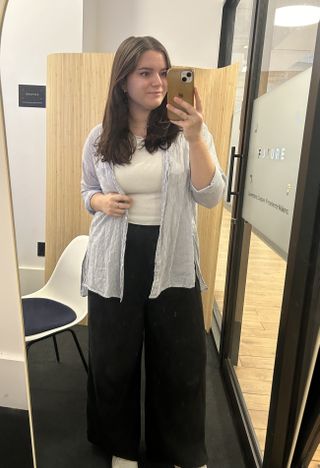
[[87, 224, 208, 468]]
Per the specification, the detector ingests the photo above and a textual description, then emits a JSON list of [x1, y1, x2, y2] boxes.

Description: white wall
[[83, 0, 98, 52], [93, 0, 223, 67], [0, 0, 83, 294]]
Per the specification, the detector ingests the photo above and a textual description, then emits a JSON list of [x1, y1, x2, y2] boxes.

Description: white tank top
[[114, 137, 162, 225]]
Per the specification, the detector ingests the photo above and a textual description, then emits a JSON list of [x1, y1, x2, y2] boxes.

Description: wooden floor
[[214, 207, 320, 467]]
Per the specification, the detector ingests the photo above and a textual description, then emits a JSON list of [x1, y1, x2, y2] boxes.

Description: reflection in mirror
[[0, 0, 228, 466]]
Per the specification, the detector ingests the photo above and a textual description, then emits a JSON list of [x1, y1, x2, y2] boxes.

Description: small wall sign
[[19, 85, 46, 108]]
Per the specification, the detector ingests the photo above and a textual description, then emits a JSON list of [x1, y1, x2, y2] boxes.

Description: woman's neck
[[130, 126, 147, 138], [129, 111, 149, 138]]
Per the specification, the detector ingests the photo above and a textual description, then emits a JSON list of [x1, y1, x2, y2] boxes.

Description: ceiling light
[[275, 5, 320, 27]]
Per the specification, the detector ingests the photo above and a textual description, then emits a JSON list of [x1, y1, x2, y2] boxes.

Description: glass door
[[235, 2, 317, 455], [219, 0, 320, 466]]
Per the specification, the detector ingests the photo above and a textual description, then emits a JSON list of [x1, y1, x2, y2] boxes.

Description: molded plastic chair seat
[[22, 235, 89, 371]]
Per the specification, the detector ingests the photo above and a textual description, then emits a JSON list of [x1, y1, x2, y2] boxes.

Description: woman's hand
[[90, 192, 132, 217], [166, 87, 203, 143], [167, 87, 216, 190]]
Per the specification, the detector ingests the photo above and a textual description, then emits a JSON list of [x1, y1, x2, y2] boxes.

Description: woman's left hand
[[166, 87, 203, 143]]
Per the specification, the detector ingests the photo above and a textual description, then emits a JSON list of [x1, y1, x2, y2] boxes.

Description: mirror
[[0, 1, 225, 466]]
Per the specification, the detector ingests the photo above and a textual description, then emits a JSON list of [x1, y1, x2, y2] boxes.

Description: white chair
[[22, 235, 89, 372]]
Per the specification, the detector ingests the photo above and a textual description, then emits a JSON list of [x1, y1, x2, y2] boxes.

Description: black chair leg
[[52, 335, 60, 362], [25, 329, 88, 373], [66, 329, 88, 373]]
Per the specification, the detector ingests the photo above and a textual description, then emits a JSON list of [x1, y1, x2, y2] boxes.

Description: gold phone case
[[167, 67, 194, 121]]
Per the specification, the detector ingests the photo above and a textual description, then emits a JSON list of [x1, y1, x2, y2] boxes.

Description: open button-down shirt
[[81, 123, 226, 300]]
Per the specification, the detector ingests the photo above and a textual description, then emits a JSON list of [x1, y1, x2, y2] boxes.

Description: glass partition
[[232, 0, 319, 459]]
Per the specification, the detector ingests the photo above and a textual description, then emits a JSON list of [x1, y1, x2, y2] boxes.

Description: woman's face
[[124, 50, 168, 117]]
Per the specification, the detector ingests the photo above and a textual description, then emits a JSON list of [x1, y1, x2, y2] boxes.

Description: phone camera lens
[[182, 76, 187, 82], [187, 72, 192, 77]]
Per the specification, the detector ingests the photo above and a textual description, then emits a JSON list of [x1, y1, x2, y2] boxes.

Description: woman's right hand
[[90, 192, 132, 217]]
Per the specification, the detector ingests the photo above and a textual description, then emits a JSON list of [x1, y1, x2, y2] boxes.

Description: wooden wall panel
[[46, 54, 237, 331], [195, 65, 238, 329], [46, 53, 113, 278]]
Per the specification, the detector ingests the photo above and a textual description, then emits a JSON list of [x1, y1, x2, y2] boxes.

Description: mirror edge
[[0, 0, 37, 466]]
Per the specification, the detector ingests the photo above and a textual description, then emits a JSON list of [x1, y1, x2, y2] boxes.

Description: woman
[[81, 36, 225, 468]]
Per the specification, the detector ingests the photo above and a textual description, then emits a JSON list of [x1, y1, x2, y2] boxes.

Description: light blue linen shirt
[[80, 123, 226, 300]]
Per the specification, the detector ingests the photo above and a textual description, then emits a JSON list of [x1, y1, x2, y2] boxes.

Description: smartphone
[[167, 67, 195, 121]]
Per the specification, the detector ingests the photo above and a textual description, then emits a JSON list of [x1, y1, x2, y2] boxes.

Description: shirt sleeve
[[189, 123, 226, 209], [81, 125, 103, 215]]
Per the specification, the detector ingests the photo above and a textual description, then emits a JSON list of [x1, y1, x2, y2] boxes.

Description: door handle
[[226, 146, 242, 203]]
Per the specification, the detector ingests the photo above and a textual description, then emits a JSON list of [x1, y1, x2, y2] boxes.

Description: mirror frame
[[0, 1, 36, 466]]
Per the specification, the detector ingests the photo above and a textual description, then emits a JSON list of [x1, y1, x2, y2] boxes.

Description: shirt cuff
[[85, 190, 102, 214], [190, 169, 217, 193]]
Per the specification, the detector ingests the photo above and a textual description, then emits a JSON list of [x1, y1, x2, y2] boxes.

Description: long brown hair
[[96, 36, 180, 164]]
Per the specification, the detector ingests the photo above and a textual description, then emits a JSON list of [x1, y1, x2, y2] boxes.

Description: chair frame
[[22, 235, 89, 373], [26, 328, 88, 373]]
